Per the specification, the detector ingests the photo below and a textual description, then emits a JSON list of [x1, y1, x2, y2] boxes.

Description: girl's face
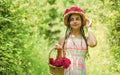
[[69, 14, 82, 30]]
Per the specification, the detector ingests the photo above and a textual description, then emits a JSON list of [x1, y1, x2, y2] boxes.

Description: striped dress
[[64, 37, 87, 75]]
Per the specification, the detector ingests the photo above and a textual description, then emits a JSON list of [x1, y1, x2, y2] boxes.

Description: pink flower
[[62, 57, 71, 69], [54, 59, 63, 67], [63, 6, 85, 16], [64, 8, 70, 15], [49, 57, 71, 69], [49, 58, 55, 65]]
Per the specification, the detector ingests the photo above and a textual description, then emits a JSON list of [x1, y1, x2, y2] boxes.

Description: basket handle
[[56, 35, 67, 59], [49, 48, 66, 60], [56, 49, 66, 59], [48, 48, 54, 60]]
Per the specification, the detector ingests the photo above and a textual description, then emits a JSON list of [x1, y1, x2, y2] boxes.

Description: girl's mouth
[[73, 24, 77, 26]]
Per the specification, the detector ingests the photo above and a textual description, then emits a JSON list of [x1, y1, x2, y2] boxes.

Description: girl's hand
[[85, 18, 92, 29], [55, 44, 63, 50]]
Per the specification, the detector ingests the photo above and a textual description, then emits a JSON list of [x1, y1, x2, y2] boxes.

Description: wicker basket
[[48, 48, 64, 75]]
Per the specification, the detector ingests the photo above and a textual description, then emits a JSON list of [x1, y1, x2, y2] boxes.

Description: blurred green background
[[0, 0, 120, 75]]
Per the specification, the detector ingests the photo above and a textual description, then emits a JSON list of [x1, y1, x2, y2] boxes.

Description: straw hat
[[63, 6, 89, 26]]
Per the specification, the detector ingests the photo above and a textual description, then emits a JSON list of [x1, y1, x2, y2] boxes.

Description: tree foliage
[[107, 0, 120, 73], [0, 0, 120, 75]]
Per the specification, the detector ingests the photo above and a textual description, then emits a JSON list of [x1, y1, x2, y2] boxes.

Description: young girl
[[55, 6, 97, 75]]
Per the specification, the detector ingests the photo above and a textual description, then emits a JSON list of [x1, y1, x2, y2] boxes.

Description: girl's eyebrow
[[71, 16, 80, 19]]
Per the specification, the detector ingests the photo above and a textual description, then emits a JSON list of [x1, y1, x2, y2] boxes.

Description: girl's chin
[[71, 27, 81, 29], [71, 28, 80, 30]]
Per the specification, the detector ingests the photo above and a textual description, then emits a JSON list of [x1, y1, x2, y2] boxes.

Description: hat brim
[[63, 11, 87, 26]]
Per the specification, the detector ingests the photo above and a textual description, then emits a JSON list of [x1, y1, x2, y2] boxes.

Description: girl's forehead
[[70, 13, 80, 17]]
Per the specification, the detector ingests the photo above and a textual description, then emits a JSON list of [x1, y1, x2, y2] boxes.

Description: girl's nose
[[73, 20, 77, 24]]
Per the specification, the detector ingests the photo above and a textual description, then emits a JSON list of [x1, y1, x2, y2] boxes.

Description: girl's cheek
[[70, 21, 73, 25]]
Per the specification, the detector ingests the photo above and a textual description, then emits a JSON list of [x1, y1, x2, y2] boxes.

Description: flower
[[63, 6, 85, 16], [49, 58, 55, 65], [49, 57, 71, 69], [62, 57, 71, 69], [54, 59, 63, 67]]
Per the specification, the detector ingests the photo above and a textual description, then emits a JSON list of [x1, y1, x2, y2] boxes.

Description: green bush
[[0, 0, 120, 75], [107, 0, 120, 73]]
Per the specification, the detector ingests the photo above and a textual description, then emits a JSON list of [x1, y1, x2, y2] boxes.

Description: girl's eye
[[70, 17, 81, 21], [76, 17, 80, 20], [70, 18, 74, 21]]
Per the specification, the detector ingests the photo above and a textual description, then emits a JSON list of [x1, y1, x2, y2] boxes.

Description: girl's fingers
[[86, 19, 92, 27], [55, 44, 62, 50]]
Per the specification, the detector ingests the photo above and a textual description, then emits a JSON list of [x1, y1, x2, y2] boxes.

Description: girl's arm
[[85, 19, 97, 47], [55, 36, 65, 59], [86, 27, 97, 47]]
